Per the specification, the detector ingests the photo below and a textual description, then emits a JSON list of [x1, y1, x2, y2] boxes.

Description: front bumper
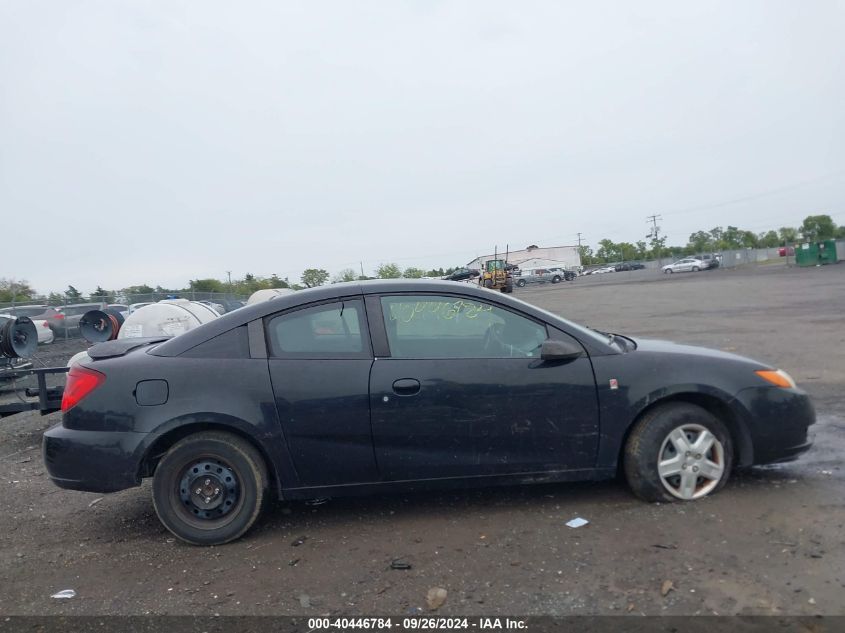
[[43, 423, 146, 493], [735, 386, 815, 465]]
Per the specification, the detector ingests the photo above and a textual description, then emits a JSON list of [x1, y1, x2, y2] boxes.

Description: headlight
[[755, 369, 797, 389]]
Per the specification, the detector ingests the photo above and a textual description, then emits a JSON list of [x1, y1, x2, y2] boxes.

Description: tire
[[623, 403, 733, 503], [664, 269, 673, 274], [551, 276, 561, 284], [483, 279, 494, 289], [152, 431, 269, 545], [692, 266, 700, 272], [516, 279, 526, 287]]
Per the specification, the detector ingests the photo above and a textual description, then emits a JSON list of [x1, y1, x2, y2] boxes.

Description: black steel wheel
[[551, 275, 561, 283], [152, 431, 268, 545]]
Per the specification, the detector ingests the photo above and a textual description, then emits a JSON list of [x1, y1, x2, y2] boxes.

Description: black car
[[44, 280, 814, 545], [442, 268, 480, 282], [614, 262, 646, 272]]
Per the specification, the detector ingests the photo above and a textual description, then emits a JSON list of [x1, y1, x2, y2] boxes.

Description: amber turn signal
[[755, 369, 796, 389]]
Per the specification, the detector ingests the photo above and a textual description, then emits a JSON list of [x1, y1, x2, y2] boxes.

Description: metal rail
[[0, 366, 70, 418]]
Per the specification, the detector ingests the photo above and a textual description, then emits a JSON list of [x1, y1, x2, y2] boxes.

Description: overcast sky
[[2, 1, 844, 294]]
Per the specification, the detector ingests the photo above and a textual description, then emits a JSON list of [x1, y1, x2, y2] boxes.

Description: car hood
[[630, 337, 770, 369]]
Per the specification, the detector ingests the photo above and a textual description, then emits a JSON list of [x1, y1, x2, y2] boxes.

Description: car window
[[267, 300, 367, 357], [380, 295, 547, 359]]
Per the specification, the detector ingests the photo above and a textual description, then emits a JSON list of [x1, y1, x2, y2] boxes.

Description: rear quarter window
[[181, 326, 250, 359]]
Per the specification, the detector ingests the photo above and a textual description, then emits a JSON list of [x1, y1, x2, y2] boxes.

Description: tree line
[[0, 265, 462, 304], [579, 214, 842, 265], [2, 214, 841, 302]]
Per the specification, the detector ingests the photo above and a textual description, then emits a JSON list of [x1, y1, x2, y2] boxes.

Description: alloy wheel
[[657, 424, 725, 500]]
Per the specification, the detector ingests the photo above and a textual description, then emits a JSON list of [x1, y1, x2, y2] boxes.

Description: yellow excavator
[[479, 246, 514, 294]]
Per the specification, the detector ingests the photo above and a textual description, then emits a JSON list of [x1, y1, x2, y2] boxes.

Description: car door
[[367, 293, 600, 481], [266, 298, 380, 487]]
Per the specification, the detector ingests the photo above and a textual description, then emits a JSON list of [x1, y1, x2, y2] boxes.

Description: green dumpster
[[796, 240, 840, 267]]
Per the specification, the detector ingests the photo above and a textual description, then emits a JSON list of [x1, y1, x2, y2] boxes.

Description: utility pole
[[576, 232, 583, 248], [360, 261, 365, 279], [646, 214, 663, 265]]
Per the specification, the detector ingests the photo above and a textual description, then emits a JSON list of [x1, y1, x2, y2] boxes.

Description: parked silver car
[[662, 257, 708, 274], [514, 268, 565, 287]]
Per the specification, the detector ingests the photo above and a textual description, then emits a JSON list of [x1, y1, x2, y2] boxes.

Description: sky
[[1, 0, 844, 294]]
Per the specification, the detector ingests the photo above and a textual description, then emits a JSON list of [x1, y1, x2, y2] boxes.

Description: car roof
[[151, 279, 606, 357]]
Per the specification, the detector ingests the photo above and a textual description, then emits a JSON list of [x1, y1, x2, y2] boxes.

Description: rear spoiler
[[87, 336, 171, 360]]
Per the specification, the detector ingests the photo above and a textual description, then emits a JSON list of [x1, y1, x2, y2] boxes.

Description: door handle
[[392, 378, 421, 396]]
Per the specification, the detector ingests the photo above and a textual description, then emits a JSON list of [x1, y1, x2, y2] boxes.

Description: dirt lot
[[1, 263, 843, 616]]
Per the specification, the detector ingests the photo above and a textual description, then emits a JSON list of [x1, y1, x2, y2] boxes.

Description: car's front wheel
[[664, 269, 673, 274], [152, 431, 269, 545], [623, 403, 733, 502], [692, 266, 700, 272], [516, 279, 526, 287]]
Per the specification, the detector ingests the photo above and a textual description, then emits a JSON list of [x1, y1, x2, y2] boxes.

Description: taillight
[[42, 322, 49, 328], [62, 366, 106, 412], [54, 313, 65, 320]]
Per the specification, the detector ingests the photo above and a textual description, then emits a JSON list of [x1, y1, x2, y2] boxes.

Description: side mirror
[[541, 338, 583, 361]]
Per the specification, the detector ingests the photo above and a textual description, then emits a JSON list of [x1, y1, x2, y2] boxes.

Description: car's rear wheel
[[152, 431, 268, 545], [516, 279, 526, 287], [623, 403, 733, 502], [551, 275, 562, 283]]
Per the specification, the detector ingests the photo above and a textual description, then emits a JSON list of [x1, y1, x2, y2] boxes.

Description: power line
[[661, 169, 845, 217]]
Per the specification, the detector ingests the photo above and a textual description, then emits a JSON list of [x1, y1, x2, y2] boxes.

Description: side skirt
[[278, 467, 618, 500]]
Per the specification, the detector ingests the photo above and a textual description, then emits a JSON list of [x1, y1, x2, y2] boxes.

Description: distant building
[[466, 245, 581, 271]]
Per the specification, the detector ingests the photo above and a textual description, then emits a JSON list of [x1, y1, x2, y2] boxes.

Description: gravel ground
[[0, 263, 843, 616]]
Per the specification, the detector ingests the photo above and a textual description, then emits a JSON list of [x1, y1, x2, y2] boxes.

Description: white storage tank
[[246, 288, 294, 306], [117, 299, 220, 340]]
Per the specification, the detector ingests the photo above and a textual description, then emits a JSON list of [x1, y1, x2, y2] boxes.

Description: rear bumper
[[735, 386, 815, 465], [43, 423, 146, 493]]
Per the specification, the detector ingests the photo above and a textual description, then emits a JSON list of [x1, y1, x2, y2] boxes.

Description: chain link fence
[[584, 245, 813, 273]]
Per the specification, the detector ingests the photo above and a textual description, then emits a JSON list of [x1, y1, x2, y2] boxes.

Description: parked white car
[[0, 314, 54, 345], [662, 258, 708, 274]]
